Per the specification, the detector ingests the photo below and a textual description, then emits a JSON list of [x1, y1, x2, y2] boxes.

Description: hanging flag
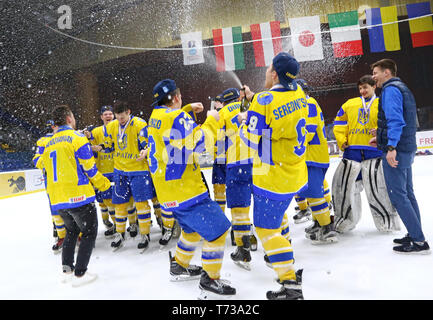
[[212, 26, 245, 72], [328, 11, 363, 58], [289, 15, 324, 62], [250, 21, 283, 67], [365, 6, 401, 52], [180, 31, 204, 65], [406, 2, 433, 48]]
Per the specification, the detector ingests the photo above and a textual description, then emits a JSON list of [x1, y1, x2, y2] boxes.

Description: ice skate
[[103, 219, 113, 230], [111, 232, 125, 251], [156, 216, 163, 230], [304, 220, 320, 239], [310, 223, 338, 245], [198, 271, 236, 300], [61, 266, 73, 284], [104, 225, 116, 239], [72, 272, 98, 287], [159, 225, 174, 249], [169, 251, 202, 281], [138, 234, 150, 253], [52, 237, 64, 254], [250, 232, 258, 251], [230, 235, 252, 271], [266, 269, 303, 300], [172, 221, 181, 239], [128, 223, 138, 238], [263, 254, 272, 268], [293, 208, 312, 224]]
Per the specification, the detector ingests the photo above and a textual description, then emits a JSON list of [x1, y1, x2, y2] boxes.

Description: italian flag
[[212, 26, 245, 72], [250, 21, 283, 67], [328, 11, 363, 58]]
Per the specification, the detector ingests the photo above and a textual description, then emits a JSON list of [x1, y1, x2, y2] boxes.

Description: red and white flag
[[289, 15, 324, 62], [250, 21, 283, 67]]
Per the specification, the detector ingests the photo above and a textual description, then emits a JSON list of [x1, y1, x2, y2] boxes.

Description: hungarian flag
[[289, 16, 324, 62], [328, 11, 363, 58], [250, 21, 283, 67], [212, 26, 245, 72], [406, 2, 433, 48], [366, 6, 401, 52]]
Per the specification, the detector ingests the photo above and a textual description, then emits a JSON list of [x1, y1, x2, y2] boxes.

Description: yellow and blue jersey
[[333, 96, 380, 151], [217, 101, 253, 167], [104, 116, 149, 176], [89, 125, 114, 176], [33, 133, 53, 170], [40, 126, 111, 211], [305, 96, 329, 168], [239, 85, 309, 200], [145, 105, 218, 211]]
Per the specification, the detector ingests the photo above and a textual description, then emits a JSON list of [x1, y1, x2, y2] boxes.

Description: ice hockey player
[[84, 105, 116, 237], [143, 79, 236, 299], [104, 101, 167, 252], [293, 79, 337, 244], [40, 105, 111, 287], [33, 120, 66, 254], [237, 52, 305, 300], [333, 75, 400, 233]]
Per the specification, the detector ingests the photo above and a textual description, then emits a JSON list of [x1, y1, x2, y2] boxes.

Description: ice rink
[[1, 156, 433, 300]]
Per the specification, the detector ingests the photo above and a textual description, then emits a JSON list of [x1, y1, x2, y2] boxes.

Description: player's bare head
[[52, 105, 73, 127], [113, 101, 131, 125], [358, 75, 376, 99]]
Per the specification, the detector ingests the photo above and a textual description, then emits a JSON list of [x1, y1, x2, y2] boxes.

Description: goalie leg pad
[[332, 159, 362, 233], [361, 157, 400, 232]]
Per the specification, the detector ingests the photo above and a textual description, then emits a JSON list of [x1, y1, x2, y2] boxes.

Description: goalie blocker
[[332, 158, 400, 233]]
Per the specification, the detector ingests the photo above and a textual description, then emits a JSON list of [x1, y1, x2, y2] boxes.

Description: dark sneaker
[[393, 241, 431, 255], [393, 233, 412, 245]]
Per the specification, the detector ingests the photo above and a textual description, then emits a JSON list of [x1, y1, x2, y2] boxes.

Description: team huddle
[[32, 52, 428, 300]]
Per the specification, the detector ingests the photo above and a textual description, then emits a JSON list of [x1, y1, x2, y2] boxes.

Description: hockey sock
[[175, 231, 201, 268], [202, 230, 229, 279], [295, 195, 308, 211], [308, 197, 331, 226], [136, 201, 151, 235], [213, 184, 226, 213], [255, 226, 296, 282], [151, 197, 162, 220], [102, 199, 116, 224], [161, 209, 175, 229], [230, 207, 251, 246], [99, 202, 109, 222], [280, 213, 291, 242], [115, 203, 129, 234], [127, 198, 137, 225], [52, 214, 66, 239], [323, 179, 332, 205]]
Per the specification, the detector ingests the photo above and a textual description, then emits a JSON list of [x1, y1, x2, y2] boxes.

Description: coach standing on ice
[[370, 59, 430, 255]]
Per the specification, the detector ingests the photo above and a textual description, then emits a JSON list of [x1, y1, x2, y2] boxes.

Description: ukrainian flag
[[366, 6, 401, 52], [407, 2, 433, 48]]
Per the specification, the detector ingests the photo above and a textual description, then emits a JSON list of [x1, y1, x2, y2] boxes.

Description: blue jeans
[[382, 151, 424, 242]]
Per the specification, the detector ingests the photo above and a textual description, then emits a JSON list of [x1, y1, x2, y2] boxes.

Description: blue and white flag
[[181, 31, 204, 65]]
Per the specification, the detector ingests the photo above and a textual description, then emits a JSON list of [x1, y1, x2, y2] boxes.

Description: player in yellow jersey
[[238, 52, 305, 300], [40, 105, 111, 287], [332, 75, 399, 233], [144, 79, 236, 299], [33, 120, 66, 254], [216, 87, 255, 270], [293, 79, 337, 244], [84, 105, 116, 237], [104, 101, 162, 252]]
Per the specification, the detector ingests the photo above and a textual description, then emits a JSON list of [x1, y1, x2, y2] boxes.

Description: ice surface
[[1, 156, 433, 300]]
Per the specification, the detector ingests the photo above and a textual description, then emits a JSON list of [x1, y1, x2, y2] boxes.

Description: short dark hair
[[113, 100, 131, 114], [358, 75, 376, 87], [158, 88, 180, 106], [371, 59, 397, 76], [52, 105, 72, 126]]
